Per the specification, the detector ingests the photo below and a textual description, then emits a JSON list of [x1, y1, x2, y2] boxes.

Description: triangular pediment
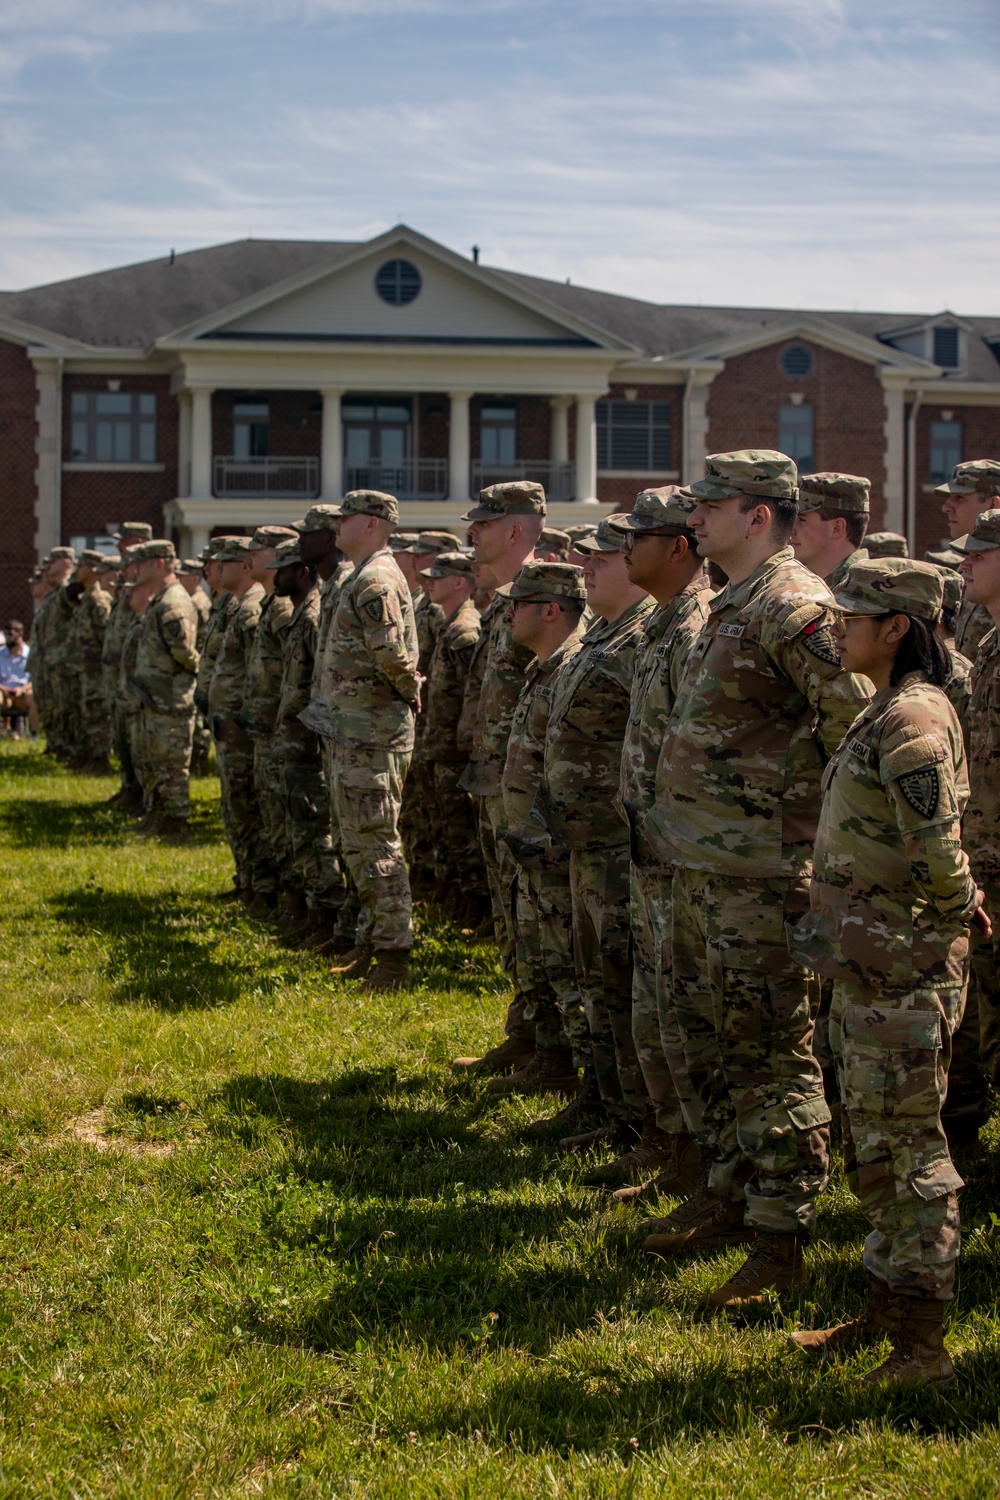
[[667, 313, 939, 374], [157, 228, 636, 351]]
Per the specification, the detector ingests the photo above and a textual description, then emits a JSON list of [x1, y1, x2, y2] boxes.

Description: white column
[[880, 373, 908, 534], [549, 395, 572, 464], [32, 354, 63, 557], [321, 388, 344, 501], [177, 392, 192, 498], [574, 395, 597, 500], [190, 386, 215, 498], [189, 525, 211, 557], [448, 391, 471, 504], [681, 366, 720, 484]]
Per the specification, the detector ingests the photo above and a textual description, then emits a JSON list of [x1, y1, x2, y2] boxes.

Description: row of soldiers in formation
[[26, 451, 1000, 1389]]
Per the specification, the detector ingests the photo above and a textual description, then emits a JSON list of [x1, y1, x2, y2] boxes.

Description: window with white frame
[[929, 420, 962, 483], [70, 391, 157, 463], [233, 400, 270, 458], [778, 403, 814, 476], [596, 400, 672, 471], [480, 405, 517, 465]]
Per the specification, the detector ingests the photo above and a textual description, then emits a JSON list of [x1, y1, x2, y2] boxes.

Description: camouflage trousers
[[322, 739, 361, 942], [479, 794, 536, 1044], [79, 665, 110, 761], [830, 978, 966, 1300], [970, 875, 1000, 1091], [217, 734, 277, 894], [630, 862, 694, 1137], [431, 763, 488, 895], [273, 736, 345, 911], [570, 844, 648, 1125], [331, 745, 413, 952], [671, 869, 831, 1235], [253, 737, 292, 893], [126, 713, 144, 799], [513, 859, 590, 1062], [400, 756, 436, 889], [112, 703, 139, 793], [137, 707, 193, 819]]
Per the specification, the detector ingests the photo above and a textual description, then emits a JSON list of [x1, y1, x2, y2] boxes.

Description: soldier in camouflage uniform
[[209, 537, 272, 897], [565, 524, 598, 568], [454, 482, 547, 1076], [323, 490, 420, 992], [177, 557, 213, 775], [497, 562, 589, 1104], [104, 523, 154, 802], [791, 558, 983, 1387], [416, 552, 487, 916], [70, 549, 115, 773], [33, 548, 78, 762], [790, 472, 870, 591], [865, 533, 908, 559], [194, 538, 241, 763], [534, 521, 657, 1176], [610, 486, 713, 1208], [130, 540, 199, 841], [240, 526, 299, 915], [937, 459, 1000, 659], [119, 581, 151, 802], [537, 527, 571, 562], [955, 508, 1000, 1093], [641, 451, 871, 1310]]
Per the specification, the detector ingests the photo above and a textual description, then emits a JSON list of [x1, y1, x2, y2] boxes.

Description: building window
[[596, 400, 672, 471], [781, 344, 814, 379], [929, 419, 962, 483], [233, 400, 270, 458], [933, 326, 960, 369], [69, 391, 156, 463], [375, 259, 421, 306], [480, 405, 517, 465], [778, 403, 814, 475]]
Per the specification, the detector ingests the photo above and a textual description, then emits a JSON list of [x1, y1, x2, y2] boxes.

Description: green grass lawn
[[0, 743, 998, 1498]]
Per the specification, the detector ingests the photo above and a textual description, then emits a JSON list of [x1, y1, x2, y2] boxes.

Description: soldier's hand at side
[[972, 890, 992, 939]]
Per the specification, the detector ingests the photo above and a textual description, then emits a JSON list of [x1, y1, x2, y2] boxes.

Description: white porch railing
[[470, 460, 576, 502], [214, 456, 319, 498], [344, 458, 449, 500]]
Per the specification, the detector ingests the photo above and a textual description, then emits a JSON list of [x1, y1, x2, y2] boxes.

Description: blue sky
[[1, 0, 998, 312]]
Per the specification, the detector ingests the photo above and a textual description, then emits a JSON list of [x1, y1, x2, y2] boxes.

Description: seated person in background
[[0, 620, 38, 735]]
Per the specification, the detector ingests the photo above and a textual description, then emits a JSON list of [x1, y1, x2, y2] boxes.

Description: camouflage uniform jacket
[[196, 591, 234, 709], [190, 588, 211, 652], [74, 584, 112, 672], [460, 592, 534, 796], [312, 560, 354, 699], [618, 575, 713, 863], [955, 598, 993, 661], [243, 591, 294, 735], [413, 589, 443, 677], [417, 598, 481, 764], [275, 587, 321, 749], [119, 614, 146, 715], [34, 585, 75, 672], [793, 674, 977, 989], [102, 592, 134, 679], [825, 546, 869, 594], [134, 581, 199, 714], [456, 594, 495, 765], [539, 597, 654, 850], [322, 547, 419, 751], [208, 582, 265, 729], [501, 623, 586, 867], [646, 546, 872, 877], [944, 644, 972, 758], [964, 625, 1000, 880]]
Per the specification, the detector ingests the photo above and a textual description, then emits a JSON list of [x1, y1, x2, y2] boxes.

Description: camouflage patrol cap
[[213, 537, 256, 562], [933, 458, 1000, 497], [938, 569, 964, 617], [611, 484, 697, 534], [573, 515, 628, 554], [131, 539, 177, 562], [205, 535, 242, 560], [508, 560, 586, 603], [834, 557, 943, 625], [688, 450, 799, 503], [411, 530, 463, 553], [48, 546, 77, 561], [419, 550, 476, 581], [77, 548, 108, 568], [539, 526, 571, 556], [114, 522, 153, 544], [178, 558, 205, 574], [864, 532, 909, 559], [389, 531, 420, 553], [95, 554, 122, 574], [336, 489, 399, 525], [565, 523, 598, 545], [797, 472, 871, 516], [463, 479, 547, 524], [924, 545, 964, 572], [953, 508, 1000, 554], [292, 503, 345, 533], [266, 538, 306, 569], [249, 525, 298, 550]]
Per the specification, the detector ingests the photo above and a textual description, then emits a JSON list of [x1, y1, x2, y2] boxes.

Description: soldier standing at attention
[[641, 451, 871, 1309], [103, 523, 153, 801], [937, 460, 1000, 659], [119, 580, 152, 807], [38, 547, 80, 763], [790, 472, 871, 591], [453, 482, 546, 1076], [324, 491, 420, 992], [194, 538, 241, 784], [608, 487, 712, 1210], [70, 549, 115, 775], [790, 559, 984, 1387], [177, 557, 213, 775], [129, 540, 199, 842]]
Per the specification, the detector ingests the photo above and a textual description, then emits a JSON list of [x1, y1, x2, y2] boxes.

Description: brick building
[[2, 224, 999, 621]]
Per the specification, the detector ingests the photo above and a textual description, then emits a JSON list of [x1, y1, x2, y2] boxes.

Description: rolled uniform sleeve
[[762, 600, 872, 757]]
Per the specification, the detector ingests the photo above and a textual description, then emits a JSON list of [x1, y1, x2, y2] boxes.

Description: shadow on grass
[[49, 888, 279, 1009]]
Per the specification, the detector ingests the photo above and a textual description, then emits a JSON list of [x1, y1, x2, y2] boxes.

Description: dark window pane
[[138, 424, 156, 463], [929, 420, 962, 482], [95, 423, 114, 461], [139, 393, 156, 415], [71, 391, 88, 415], [95, 393, 132, 415], [71, 422, 89, 460], [933, 327, 960, 368]]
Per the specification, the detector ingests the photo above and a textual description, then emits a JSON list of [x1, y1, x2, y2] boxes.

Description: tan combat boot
[[452, 1036, 535, 1077], [790, 1273, 897, 1358], [133, 812, 164, 839], [485, 1045, 578, 1099], [525, 1065, 603, 1139], [610, 1133, 701, 1206], [276, 889, 309, 934], [583, 1115, 682, 1188], [697, 1231, 808, 1309], [156, 815, 191, 845], [643, 1192, 754, 1259], [860, 1295, 956, 1388], [361, 949, 412, 992], [330, 945, 374, 980]]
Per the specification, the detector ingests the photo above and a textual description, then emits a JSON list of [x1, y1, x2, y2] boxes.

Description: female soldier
[[791, 557, 989, 1387]]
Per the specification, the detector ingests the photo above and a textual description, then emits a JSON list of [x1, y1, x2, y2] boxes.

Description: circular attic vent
[[781, 344, 813, 378], [375, 258, 422, 306]]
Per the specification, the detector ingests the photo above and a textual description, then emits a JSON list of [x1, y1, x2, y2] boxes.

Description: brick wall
[[595, 382, 684, 508], [211, 390, 322, 465], [706, 342, 888, 528], [419, 395, 449, 460], [61, 373, 179, 544], [0, 339, 38, 627], [911, 403, 1000, 558]]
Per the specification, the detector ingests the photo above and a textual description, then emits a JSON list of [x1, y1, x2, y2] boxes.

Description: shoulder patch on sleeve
[[799, 620, 841, 665], [880, 731, 947, 784], [897, 766, 941, 820], [363, 595, 387, 624]]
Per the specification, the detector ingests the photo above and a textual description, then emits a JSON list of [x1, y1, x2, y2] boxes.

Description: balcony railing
[[470, 460, 576, 502], [214, 456, 319, 498], [344, 458, 449, 501]]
